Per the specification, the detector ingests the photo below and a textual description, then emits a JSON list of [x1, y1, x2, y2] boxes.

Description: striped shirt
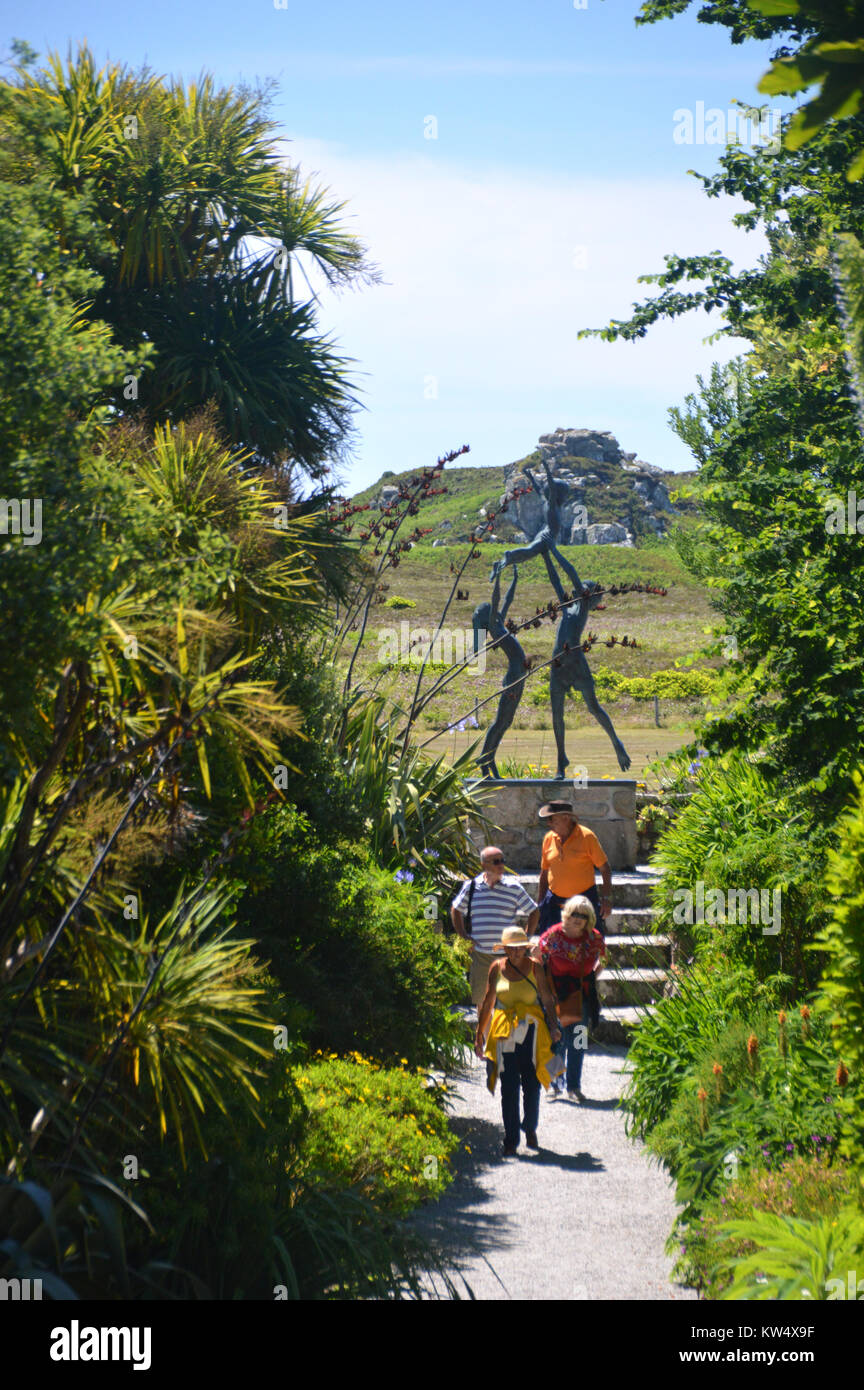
[[451, 874, 537, 953]]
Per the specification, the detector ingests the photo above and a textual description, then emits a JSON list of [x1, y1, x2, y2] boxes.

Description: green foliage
[[296, 1054, 458, 1215], [651, 753, 825, 985], [529, 666, 720, 705], [0, 1168, 169, 1299], [0, 881, 277, 1173], [232, 804, 469, 1070], [0, 45, 474, 1300], [495, 756, 555, 778], [814, 768, 864, 1156], [339, 695, 492, 882], [0, 178, 138, 743], [0, 45, 372, 475], [74, 885, 275, 1165], [373, 658, 451, 674], [383, 595, 417, 609], [649, 1007, 844, 1216], [717, 1205, 864, 1300], [578, 109, 864, 814], [636, 0, 815, 46], [679, 1154, 854, 1298], [622, 961, 781, 1140], [130, 1061, 465, 1299], [750, 0, 864, 179]]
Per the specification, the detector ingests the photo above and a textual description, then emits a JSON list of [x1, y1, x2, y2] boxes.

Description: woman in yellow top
[[475, 925, 561, 1156]]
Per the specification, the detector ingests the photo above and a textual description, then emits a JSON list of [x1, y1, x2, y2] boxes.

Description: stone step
[[603, 933, 672, 968], [591, 1005, 649, 1046], [597, 967, 668, 1006], [607, 906, 658, 932]]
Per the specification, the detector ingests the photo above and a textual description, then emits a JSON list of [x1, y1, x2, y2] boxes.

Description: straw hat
[[494, 924, 532, 951]]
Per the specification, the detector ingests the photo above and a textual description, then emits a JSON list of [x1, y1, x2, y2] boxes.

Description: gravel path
[[412, 1040, 697, 1301]]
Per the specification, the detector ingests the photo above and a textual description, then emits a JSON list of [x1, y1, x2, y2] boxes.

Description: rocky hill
[[354, 428, 695, 547]]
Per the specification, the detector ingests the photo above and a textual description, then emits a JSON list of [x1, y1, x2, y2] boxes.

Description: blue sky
[[8, 1, 796, 490]]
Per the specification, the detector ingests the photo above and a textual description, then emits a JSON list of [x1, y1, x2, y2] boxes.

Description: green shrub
[[622, 961, 781, 1141], [371, 658, 451, 674], [649, 1006, 843, 1216], [651, 753, 826, 987], [678, 1155, 854, 1297], [133, 1058, 309, 1298], [816, 767, 864, 1161], [529, 667, 719, 706], [232, 804, 469, 1070], [133, 1059, 464, 1299], [339, 695, 491, 884], [383, 595, 416, 609], [717, 1205, 864, 1301], [297, 1053, 459, 1215]]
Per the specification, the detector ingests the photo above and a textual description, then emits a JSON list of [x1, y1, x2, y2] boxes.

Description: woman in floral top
[[534, 894, 607, 1101]]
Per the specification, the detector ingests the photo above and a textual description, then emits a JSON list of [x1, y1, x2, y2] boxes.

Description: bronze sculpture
[[471, 567, 529, 778], [478, 462, 631, 779]]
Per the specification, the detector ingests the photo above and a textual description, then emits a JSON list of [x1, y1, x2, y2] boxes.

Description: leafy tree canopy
[[0, 44, 378, 477]]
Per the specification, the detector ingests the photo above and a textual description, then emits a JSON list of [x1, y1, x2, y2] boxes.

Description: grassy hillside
[[351, 454, 699, 544]]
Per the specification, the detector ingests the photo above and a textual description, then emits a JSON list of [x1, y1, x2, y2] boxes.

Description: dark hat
[[538, 801, 576, 818]]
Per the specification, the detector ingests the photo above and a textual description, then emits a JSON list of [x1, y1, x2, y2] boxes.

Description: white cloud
[[282, 138, 765, 487]]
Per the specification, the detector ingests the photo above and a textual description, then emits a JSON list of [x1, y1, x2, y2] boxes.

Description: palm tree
[[0, 46, 378, 478]]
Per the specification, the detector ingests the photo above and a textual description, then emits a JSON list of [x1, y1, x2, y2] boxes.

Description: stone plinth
[[465, 779, 637, 873]]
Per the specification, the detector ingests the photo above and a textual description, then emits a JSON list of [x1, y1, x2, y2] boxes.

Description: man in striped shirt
[[451, 846, 539, 1009]]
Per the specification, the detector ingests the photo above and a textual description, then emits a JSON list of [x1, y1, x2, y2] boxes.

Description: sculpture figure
[[471, 567, 528, 778], [541, 548, 631, 778], [489, 458, 572, 582]]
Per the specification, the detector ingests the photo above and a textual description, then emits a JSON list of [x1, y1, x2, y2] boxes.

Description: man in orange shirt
[[536, 801, 612, 936], [536, 801, 612, 1032]]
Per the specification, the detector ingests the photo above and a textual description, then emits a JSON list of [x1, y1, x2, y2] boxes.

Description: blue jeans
[[499, 1024, 540, 1145], [555, 1019, 589, 1090]]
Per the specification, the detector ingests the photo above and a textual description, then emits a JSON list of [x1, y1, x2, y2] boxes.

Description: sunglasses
[[486, 857, 505, 865]]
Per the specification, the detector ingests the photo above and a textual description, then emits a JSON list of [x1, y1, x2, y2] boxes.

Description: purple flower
[[426, 850, 439, 859], [785, 1143, 794, 1152], [394, 869, 415, 884]]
